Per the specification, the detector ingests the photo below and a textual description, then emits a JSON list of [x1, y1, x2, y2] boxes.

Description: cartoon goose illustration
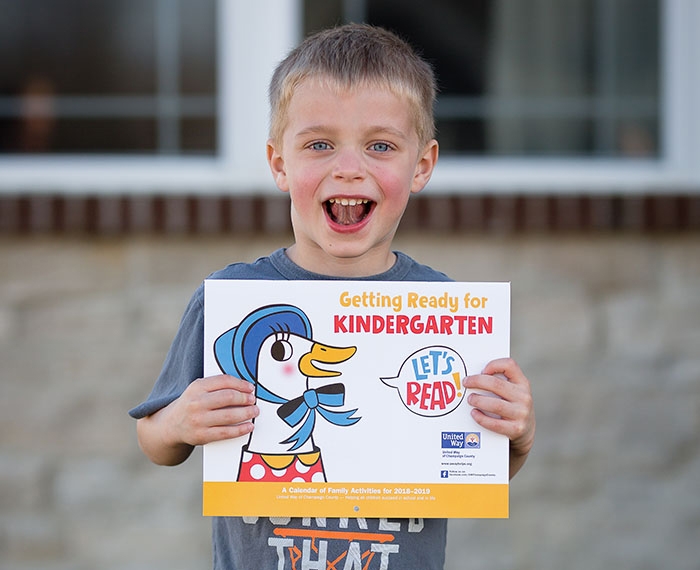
[[214, 304, 360, 483]]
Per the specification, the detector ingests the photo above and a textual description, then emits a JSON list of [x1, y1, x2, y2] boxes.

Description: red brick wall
[[1, 194, 700, 235]]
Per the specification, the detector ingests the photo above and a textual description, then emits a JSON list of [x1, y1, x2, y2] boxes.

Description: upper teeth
[[329, 198, 370, 206]]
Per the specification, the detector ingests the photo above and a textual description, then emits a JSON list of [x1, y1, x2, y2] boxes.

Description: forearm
[[136, 406, 194, 466]]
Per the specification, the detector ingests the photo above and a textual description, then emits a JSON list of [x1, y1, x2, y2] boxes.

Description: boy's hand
[[168, 374, 259, 446], [136, 374, 259, 466], [463, 358, 535, 479]]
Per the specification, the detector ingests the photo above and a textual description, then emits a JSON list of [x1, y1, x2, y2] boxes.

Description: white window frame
[[0, 0, 698, 196]]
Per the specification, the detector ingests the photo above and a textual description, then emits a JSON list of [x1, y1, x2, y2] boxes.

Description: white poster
[[203, 280, 510, 518]]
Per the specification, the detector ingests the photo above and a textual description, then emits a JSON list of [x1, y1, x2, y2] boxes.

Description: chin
[[324, 238, 391, 262]]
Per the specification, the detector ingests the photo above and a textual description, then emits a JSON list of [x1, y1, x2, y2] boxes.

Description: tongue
[[330, 202, 366, 225]]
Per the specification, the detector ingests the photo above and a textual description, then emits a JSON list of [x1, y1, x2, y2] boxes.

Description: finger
[[466, 378, 531, 423], [186, 375, 256, 411], [481, 358, 528, 385], [470, 408, 521, 439], [466, 389, 506, 419], [182, 405, 259, 446], [463, 373, 516, 402], [464, 358, 531, 401], [206, 404, 260, 428], [204, 386, 257, 411], [196, 374, 255, 394], [205, 420, 256, 443]]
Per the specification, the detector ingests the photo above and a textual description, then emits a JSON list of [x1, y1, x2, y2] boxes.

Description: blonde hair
[[269, 23, 437, 147]]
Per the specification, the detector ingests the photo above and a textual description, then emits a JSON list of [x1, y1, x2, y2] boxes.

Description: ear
[[410, 139, 439, 194], [267, 138, 289, 192]]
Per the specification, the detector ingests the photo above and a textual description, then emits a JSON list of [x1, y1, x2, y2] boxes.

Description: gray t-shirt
[[130, 248, 452, 570]]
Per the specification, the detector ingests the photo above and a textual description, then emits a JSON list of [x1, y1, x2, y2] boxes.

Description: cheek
[[282, 363, 296, 376], [373, 158, 412, 187], [376, 168, 412, 201], [288, 164, 324, 197]]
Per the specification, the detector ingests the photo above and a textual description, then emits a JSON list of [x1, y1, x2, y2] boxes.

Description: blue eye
[[310, 141, 330, 151], [370, 142, 390, 152]]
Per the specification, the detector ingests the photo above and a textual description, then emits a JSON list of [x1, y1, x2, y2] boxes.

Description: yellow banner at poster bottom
[[203, 482, 508, 519]]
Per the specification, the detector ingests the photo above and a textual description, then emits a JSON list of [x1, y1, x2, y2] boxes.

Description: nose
[[332, 148, 365, 181]]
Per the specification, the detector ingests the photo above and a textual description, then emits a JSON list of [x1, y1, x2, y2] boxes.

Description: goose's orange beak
[[299, 342, 357, 378]]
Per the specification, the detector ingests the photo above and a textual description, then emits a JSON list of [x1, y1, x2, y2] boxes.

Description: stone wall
[[1, 232, 698, 570]]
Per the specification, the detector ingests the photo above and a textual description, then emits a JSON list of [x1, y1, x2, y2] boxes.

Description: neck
[[286, 243, 396, 278]]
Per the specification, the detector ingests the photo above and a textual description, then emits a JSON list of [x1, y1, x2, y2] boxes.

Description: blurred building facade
[[1, 2, 698, 569]]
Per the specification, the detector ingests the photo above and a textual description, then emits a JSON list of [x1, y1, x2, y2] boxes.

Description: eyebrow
[[292, 126, 328, 139]]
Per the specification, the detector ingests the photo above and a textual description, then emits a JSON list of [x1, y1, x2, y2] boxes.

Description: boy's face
[[267, 78, 438, 277]]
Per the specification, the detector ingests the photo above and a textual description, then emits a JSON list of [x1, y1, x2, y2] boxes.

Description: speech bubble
[[381, 345, 467, 417]]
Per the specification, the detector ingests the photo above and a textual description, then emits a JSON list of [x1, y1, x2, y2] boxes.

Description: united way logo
[[465, 432, 481, 448], [441, 431, 481, 449]]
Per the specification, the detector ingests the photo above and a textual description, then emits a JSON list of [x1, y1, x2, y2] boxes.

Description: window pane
[[179, 0, 218, 95], [303, 0, 660, 158], [46, 119, 157, 153], [0, 0, 217, 155], [181, 118, 218, 154]]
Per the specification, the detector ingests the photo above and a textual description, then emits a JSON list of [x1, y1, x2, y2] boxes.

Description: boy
[[130, 23, 535, 570]]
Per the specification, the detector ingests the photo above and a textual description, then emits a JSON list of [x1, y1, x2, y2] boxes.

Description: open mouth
[[325, 198, 374, 226]]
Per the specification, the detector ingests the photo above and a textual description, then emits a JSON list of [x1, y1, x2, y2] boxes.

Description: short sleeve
[[128, 285, 205, 419]]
